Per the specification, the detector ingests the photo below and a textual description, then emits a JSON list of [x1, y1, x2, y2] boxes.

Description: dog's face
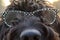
[[3, 14, 50, 40], [1, 0, 58, 40], [2, 10, 56, 40]]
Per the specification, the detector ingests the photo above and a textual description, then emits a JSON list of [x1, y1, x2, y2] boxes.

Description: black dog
[[5, 0, 60, 34], [0, 0, 59, 40], [0, 15, 59, 40]]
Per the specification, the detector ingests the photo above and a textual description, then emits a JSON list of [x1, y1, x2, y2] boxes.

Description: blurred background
[[0, 0, 60, 17]]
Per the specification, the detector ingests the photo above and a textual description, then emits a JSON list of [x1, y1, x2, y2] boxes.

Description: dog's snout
[[20, 29, 41, 40]]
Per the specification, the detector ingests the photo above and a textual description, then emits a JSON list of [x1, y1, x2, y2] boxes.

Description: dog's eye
[[3, 11, 23, 27], [10, 18, 21, 26], [33, 8, 57, 25]]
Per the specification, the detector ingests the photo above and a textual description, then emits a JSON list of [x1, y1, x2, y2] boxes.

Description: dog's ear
[[5, 26, 24, 40], [5, 27, 17, 40], [47, 27, 59, 40], [0, 25, 10, 40], [40, 23, 59, 40]]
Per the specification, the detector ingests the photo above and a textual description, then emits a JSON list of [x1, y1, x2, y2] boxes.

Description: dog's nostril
[[23, 36, 29, 40], [34, 36, 40, 40], [23, 36, 40, 40], [20, 29, 41, 40]]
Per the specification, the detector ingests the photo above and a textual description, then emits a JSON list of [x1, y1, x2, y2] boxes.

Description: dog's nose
[[20, 29, 41, 40]]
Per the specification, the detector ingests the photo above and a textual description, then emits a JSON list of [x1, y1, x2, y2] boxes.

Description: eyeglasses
[[2, 8, 58, 27]]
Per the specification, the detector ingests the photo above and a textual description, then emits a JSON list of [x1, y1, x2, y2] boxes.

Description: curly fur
[[0, 0, 60, 40]]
